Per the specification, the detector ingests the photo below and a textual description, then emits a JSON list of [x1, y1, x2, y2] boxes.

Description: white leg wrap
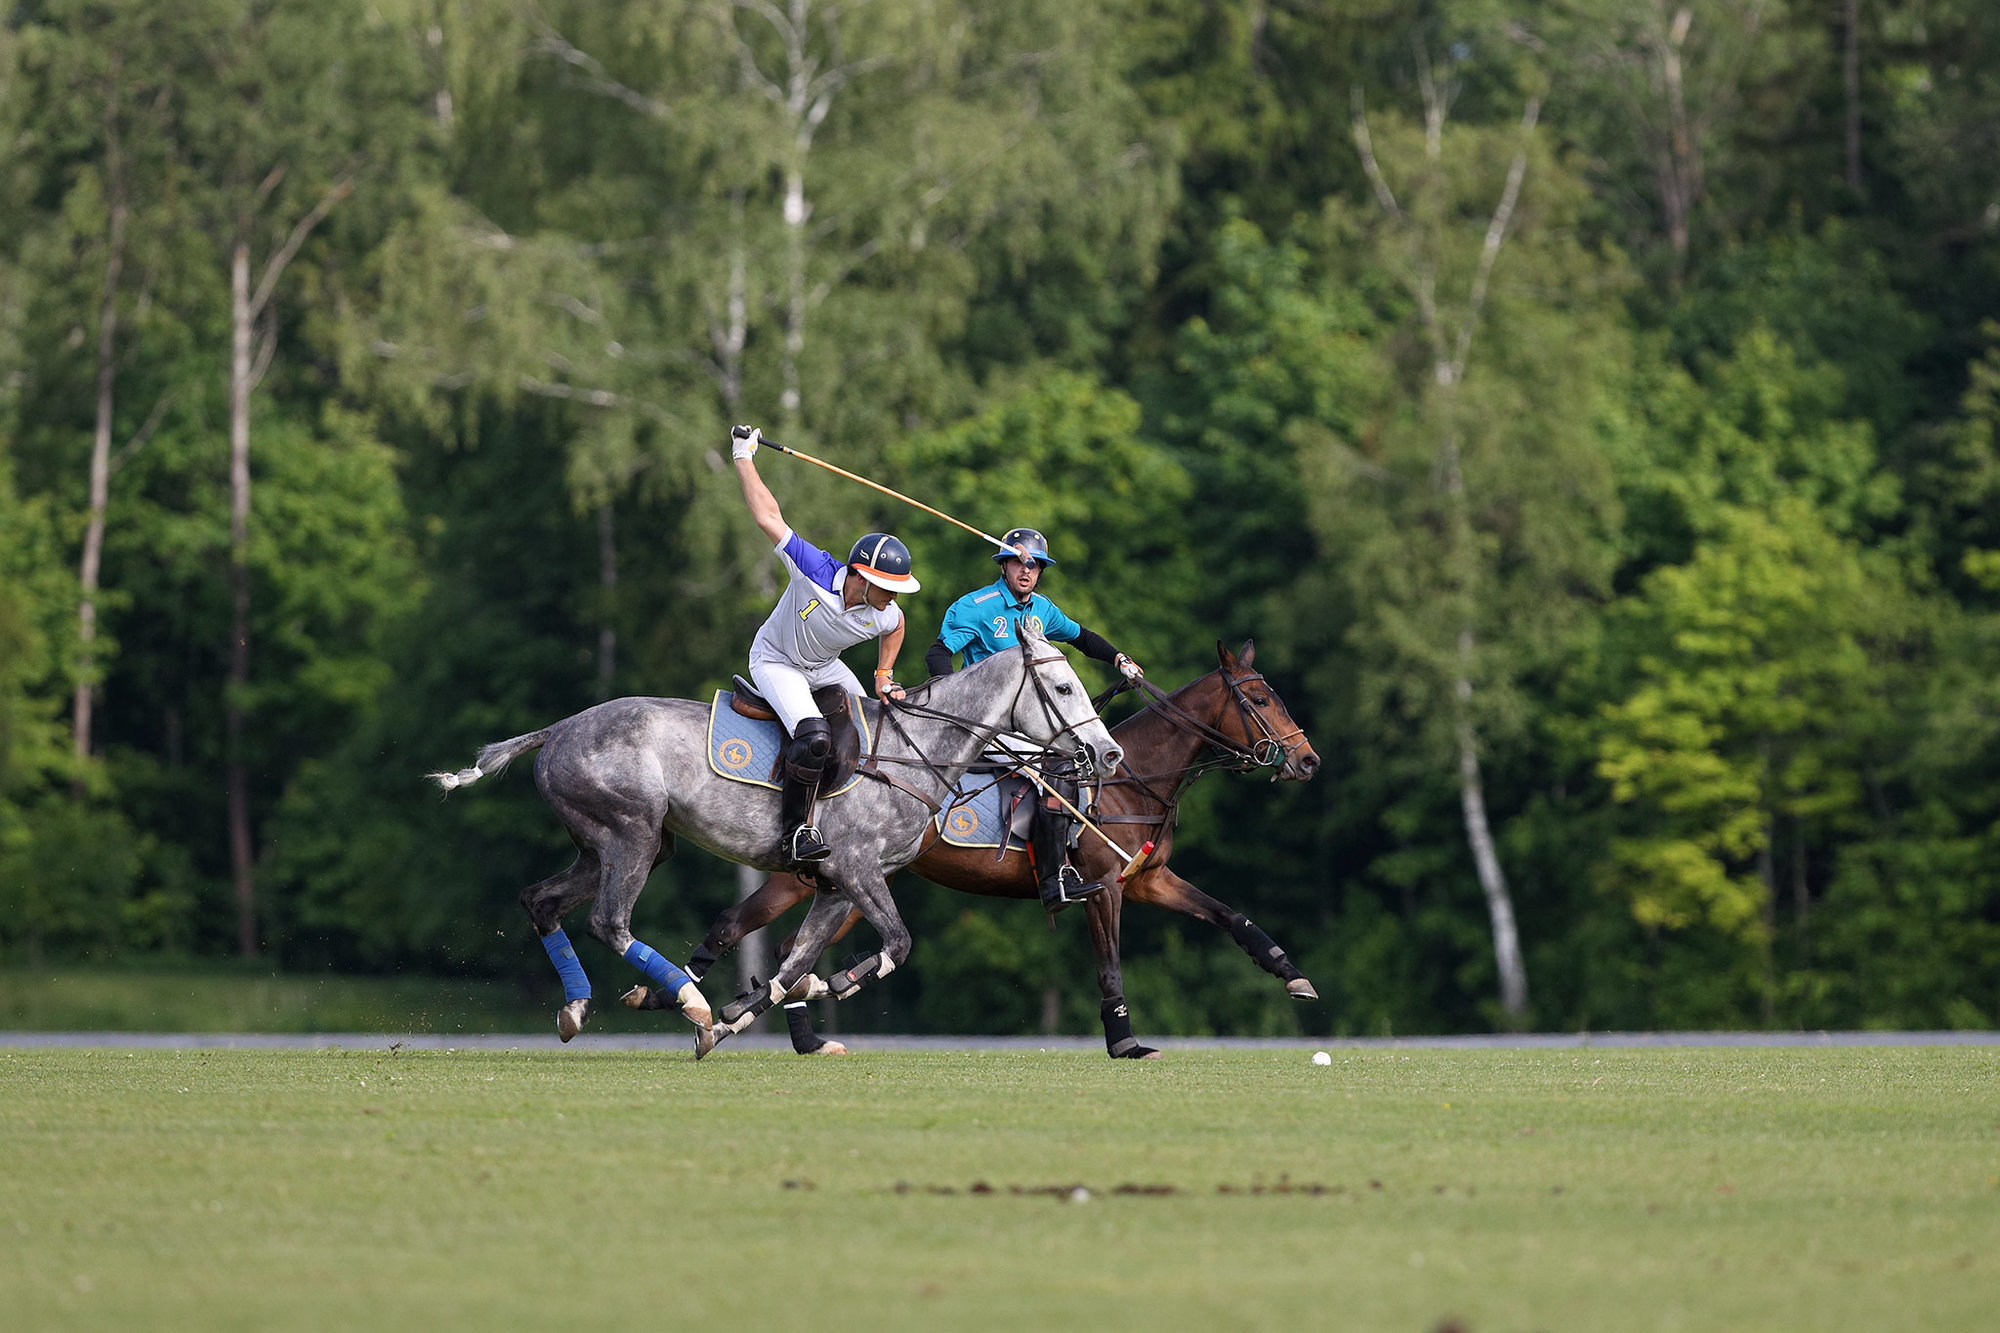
[[675, 981, 713, 1027]]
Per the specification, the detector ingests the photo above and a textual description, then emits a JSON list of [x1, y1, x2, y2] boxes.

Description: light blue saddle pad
[[706, 690, 870, 797], [935, 773, 1033, 852]]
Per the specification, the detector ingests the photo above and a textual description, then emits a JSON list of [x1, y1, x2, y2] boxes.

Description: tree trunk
[[1442, 430, 1529, 1022], [781, 154, 807, 429], [227, 235, 257, 958], [596, 501, 617, 699], [74, 64, 127, 769], [1844, 0, 1863, 194], [1454, 670, 1529, 1020], [1792, 816, 1809, 962]]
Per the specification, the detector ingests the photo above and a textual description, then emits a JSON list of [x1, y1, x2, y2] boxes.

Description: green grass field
[[3, 1046, 1995, 1331]]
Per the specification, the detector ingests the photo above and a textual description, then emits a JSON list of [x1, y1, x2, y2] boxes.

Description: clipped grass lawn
[[3, 1047, 1996, 1331]]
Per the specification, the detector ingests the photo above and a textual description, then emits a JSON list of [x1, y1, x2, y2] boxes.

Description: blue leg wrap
[[624, 939, 693, 996], [541, 928, 592, 1002]]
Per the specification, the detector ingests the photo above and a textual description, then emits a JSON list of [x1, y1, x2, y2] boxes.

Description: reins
[[855, 651, 1091, 820], [1082, 664, 1309, 838]]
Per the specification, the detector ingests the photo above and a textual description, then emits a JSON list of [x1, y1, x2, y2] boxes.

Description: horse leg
[[1083, 886, 1160, 1060], [776, 903, 865, 1056], [521, 856, 604, 1042], [820, 870, 911, 1003], [708, 888, 857, 1054], [579, 832, 715, 1052], [687, 871, 815, 981], [1122, 866, 1318, 999]]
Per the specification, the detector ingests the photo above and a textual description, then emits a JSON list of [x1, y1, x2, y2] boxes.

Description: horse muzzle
[[1088, 742, 1124, 777], [1278, 747, 1321, 782]]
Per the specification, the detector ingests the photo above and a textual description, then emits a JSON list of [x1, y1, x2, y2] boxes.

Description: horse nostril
[[1300, 753, 1320, 775], [1100, 746, 1124, 774]]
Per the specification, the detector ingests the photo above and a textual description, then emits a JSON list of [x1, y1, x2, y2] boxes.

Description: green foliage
[[1593, 500, 1897, 939], [2, 0, 1999, 1035]]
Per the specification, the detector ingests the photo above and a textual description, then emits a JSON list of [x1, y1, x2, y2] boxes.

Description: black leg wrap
[[1101, 996, 1157, 1059], [1227, 914, 1295, 978], [687, 942, 719, 981], [827, 950, 882, 1000], [785, 1001, 829, 1054], [719, 979, 776, 1026]]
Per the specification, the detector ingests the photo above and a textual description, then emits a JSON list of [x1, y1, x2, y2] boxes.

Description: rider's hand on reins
[[1116, 653, 1144, 682]]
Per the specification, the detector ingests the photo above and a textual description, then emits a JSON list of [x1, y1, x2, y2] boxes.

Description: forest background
[[2, 0, 1996, 1037]]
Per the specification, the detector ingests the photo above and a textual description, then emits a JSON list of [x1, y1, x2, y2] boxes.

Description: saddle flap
[[808, 685, 862, 794]]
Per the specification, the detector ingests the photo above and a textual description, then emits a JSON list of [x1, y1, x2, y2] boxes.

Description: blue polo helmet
[[847, 532, 920, 593], [993, 527, 1056, 567]]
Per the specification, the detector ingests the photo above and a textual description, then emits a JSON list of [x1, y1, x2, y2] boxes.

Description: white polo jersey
[[748, 529, 902, 673]]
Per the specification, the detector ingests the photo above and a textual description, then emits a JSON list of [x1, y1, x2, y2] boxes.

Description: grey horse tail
[[428, 728, 552, 792]]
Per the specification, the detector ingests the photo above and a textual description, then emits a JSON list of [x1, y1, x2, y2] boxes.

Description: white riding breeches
[[748, 656, 866, 735]]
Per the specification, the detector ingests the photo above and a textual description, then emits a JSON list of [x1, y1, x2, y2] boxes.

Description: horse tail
[[428, 728, 552, 792]]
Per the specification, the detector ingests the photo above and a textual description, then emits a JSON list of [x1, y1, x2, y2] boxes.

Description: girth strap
[[856, 759, 943, 813]]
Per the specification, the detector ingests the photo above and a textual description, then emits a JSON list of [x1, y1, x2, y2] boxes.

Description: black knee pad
[[788, 717, 833, 765]]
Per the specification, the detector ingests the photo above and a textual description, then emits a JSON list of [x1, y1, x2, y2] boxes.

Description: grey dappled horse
[[430, 621, 1120, 1055]]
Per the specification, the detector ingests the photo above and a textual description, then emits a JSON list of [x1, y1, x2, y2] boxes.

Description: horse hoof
[[808, 1039, 848, 1056], [1139, 1048, 1164, 1059], [556, 998, 590, 1042], [1286, 978, 1319, 1001], [675, 980, 713, 1029], [694, 1024, 721, 1060], [621, 985, 651, 1010]]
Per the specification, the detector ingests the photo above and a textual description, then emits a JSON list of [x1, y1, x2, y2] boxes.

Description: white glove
[[730, 426, 761, 462], [1116, 653, 1143, 682]]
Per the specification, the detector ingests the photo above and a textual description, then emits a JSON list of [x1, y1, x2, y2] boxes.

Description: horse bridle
[[1119, 665, 1305, 778]]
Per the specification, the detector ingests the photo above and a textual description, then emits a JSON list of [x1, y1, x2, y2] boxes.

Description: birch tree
[[1331, 59, 1627, 1021]]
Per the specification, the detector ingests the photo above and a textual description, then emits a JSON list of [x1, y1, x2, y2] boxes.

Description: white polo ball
[[1311, 1050, 1332, 1066]]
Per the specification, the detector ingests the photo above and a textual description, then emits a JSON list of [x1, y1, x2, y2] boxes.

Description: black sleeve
[[924, 637, 957, 678], [1071, 626, 1122, 665]]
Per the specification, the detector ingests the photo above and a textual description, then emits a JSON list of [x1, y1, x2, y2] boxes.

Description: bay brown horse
[[684, 640, 1321, 1057]]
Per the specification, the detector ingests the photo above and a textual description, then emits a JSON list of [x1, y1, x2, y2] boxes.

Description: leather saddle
[[731, 675, 864, 794]]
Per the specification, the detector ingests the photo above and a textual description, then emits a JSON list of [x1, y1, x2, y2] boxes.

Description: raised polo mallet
[[1013, 764, 1156, 884], [732, 425, 1023, 560]]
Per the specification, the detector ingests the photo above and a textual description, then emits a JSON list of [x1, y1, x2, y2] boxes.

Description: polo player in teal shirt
[[924, 528, 1144, 914]]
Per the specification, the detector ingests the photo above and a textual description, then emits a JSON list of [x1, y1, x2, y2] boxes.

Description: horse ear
[[1239, 639, 1255, 668], [1216, 639, 1233, 668]]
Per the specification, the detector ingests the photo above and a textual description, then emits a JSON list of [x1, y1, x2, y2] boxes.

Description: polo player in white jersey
[[733, 425, 918, 862]]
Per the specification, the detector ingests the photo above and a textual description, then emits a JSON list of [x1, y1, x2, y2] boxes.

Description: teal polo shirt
[[936, 578, 1084, 665]]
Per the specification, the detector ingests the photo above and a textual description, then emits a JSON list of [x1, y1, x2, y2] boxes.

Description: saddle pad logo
[[718, 739, 753, 771], [935, 774, 1030, 853]]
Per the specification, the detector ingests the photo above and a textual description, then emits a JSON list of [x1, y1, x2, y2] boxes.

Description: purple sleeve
[[779, 529, 845, 593]]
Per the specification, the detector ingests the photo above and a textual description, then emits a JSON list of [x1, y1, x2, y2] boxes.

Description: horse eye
[[1055, 683, 1073, 696], [1253, 697, 1270, 707]]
